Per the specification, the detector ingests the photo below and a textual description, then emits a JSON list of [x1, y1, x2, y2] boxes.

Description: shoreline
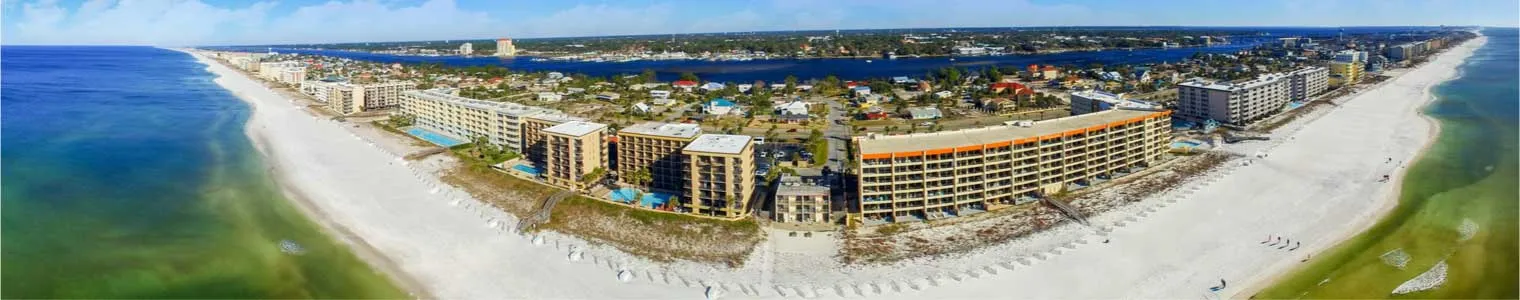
[[178, 49, 433, 298], [1235, 35, 1489, 297]]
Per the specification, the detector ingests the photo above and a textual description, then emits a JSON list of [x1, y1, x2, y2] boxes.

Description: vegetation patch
[[538, 196, 763, 266]]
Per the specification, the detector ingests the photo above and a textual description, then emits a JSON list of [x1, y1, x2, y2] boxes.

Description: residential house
[[672, 80, 698, 92], [906, 107, 942, 120], [701, 82, 726, 92], [851, 86, 872, 96], [596, 92, 621, 101], [650, 90, 672, 99], [861, 107, 892, 120], [737, 84, 753, 93], [632, 102, 652, 113], [537, 92, 563, 102]]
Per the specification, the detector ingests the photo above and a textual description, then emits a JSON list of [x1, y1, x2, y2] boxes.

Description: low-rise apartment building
[[682, 134, 756, 218], [853, 108, 1171, 224], [1176, 73, 1290, 125], [773, 176, 831, 223], [540, 121, 608, 190], [1069, 90, 1159, 116], [615, 122, 702, 193]]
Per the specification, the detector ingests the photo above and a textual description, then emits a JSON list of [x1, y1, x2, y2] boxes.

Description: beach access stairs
[[1041, 197, 1089, 226], [517, 190, 575, 232]]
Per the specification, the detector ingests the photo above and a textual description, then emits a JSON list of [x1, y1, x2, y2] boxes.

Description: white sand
[[176, 33, 1483, 299]]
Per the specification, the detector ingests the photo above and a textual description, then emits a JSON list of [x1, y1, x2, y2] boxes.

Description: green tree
[[679, 72, 700, 82], [784, 75, 798, 91], [640, 69, 658, 83]]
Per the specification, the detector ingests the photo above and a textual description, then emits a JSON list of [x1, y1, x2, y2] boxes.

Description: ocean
[[0, 46, 405, 298], [1260, 28, 1518, 298]]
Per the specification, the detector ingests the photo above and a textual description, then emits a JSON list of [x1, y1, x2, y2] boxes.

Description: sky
[[3, 0, 1517, 46]]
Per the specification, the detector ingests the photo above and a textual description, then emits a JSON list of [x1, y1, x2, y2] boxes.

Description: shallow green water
[[1259, 29, 1519, 299], [1, 47, 407, 298]]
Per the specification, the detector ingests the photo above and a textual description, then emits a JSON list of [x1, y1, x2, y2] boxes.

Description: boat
[[279, 239, 307, 255], [865, 60, 873, 63]]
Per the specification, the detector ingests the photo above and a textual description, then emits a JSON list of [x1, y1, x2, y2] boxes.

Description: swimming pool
[[512, 164, 541, 176], [404, 127, 465, 147], [1170, 140, 1204, 149], [608, 188, 673, 208]]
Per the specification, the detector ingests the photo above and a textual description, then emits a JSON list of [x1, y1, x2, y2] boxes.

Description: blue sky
[[3, 0, 1516, 45]]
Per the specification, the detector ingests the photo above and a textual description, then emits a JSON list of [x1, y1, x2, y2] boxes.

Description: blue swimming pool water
[[1170, 140, 1203, 149], [608, 188, 673, 208], [404, 127, 464, 147], [1287, 101, 1306, 110], [511, 164, 540, 176]]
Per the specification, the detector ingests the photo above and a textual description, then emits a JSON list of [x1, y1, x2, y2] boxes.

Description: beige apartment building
[[615, 122, 702, 193], [540, 121, 609, 190], [773, 176, 831, 223], [522, 112, 585, 172], [853, 108, 1171, 224], [1287, 66, 1329, 101], [682, 134, 756, 218], [399, 88, 557, 150], [323, 81, 415, 115], [1176, 73, 1289, 125]]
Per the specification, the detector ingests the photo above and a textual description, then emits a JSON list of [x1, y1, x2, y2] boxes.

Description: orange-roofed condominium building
[[853, 108, 1173, 225]]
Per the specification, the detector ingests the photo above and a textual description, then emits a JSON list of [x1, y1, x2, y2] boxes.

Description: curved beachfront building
[[853, 108, 1173, 224]]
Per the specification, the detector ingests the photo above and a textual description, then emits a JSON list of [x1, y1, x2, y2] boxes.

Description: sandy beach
[[178, 32, 1483, 299]]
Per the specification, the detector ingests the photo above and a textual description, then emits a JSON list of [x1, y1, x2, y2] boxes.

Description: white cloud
[[7, 0, 274, 45]]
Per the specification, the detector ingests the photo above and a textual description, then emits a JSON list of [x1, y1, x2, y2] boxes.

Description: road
[[816, 97, 853, 216]]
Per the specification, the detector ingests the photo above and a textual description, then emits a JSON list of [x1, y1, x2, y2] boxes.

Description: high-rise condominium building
[[324, 81, 415, 115], [522, 112, 585, 171], [853, 108, 1171, 224], [615, 122, 703, 193], [399, 88, 558, 151], [1287, 66, 1329, 101], [459, 42, 473, 55], [1176, 73, 1290, 125], [496, 38, 517, 56], [1328, 61, 1365, 87], [540, 121, 608, 190], [682, 134, 755, 218]]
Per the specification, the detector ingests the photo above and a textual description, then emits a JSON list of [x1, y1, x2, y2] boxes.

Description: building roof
[[684, 134, 752, 154], [1179, 73, 1286, 91], [673, 80, 698, 87], [1071, 90, 1160, 110], [856, 108, 1167, 154], [776, 182, 830, 196], [543, 121, 608, 137], [620, 122, 702, 139]]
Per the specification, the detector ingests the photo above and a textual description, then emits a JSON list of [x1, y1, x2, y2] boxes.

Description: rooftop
[[404, 89, 554, 116], [1071, 90, 1161, 109], [776, 182, 830, 196], [684, 134, 752, 155], [543, 121, 608, 137], [1178, 73, 1286, 91], [620, 122, 702, 139], [856, 108, 1167, 154]]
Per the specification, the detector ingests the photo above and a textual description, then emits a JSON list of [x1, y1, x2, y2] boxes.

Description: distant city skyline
[[3, 0, 1516, 46]]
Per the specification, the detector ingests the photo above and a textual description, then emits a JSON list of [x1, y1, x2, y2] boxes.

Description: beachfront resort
[[176, 24, 1496, 300], [195, 28, 1471, 229]]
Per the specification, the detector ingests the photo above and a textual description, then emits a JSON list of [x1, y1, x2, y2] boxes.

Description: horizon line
[[2, 25, 1500, 47]]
